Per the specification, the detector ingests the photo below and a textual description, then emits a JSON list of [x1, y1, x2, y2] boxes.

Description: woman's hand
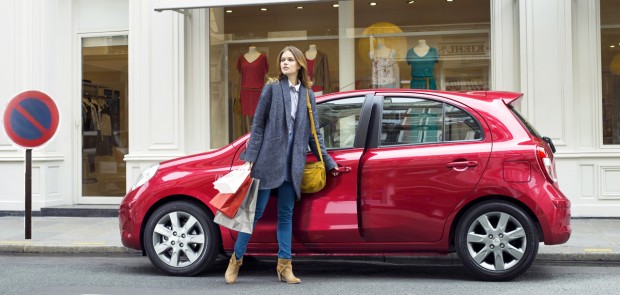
[[330, 166, 342, 177]]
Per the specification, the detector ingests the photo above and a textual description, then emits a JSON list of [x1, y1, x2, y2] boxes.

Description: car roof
[[317, 89, 522, 105]]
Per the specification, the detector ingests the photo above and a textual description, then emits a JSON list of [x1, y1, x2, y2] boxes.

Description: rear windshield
[[508, 104, 542, 139]]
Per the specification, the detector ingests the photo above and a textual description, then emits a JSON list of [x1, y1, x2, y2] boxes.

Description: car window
[[381, 97, 482, 146], [317, 96, 364, 149], [444, 104, 483, 141]]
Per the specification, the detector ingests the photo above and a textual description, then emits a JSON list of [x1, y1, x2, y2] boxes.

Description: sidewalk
[[0, 216, 619, 263]]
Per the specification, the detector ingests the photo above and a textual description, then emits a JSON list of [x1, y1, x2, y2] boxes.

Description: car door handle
[[339, 166, 352, 173], [446, 161, 479, 169]]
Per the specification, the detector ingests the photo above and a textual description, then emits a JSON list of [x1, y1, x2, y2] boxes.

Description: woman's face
[[280, 50, 300, 78]]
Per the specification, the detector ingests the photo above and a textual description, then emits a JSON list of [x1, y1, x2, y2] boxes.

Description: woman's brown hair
[[270, 46, 313, 88]]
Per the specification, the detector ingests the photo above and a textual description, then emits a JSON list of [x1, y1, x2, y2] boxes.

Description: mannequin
[[305, 44, 318, 60], [406, 39, 439, 90], [413, 40, 430, 57], [370, 40, 399, 88], [237, 46, 269, 131], [244, 46, 261, 63], [305, 44, 330, 95]]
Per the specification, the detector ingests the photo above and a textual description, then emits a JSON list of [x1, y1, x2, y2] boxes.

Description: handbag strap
[[306, 88, 324, 164]]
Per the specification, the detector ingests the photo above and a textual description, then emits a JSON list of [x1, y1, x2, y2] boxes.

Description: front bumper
[[119, 190, 142, 250]]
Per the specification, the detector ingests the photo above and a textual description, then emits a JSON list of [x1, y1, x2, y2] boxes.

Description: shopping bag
[[214, 178, 259, 234], [213, 164, 251, 194], [209, 176, 252, 218]]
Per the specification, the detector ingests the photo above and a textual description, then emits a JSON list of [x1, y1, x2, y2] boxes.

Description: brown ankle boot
[[276, 258, 301, 284], [225, 253, 243, 284]]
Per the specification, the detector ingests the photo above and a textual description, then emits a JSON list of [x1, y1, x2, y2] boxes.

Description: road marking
[[583, 248, 613, 253], [73, 242, 106, 246], [0, 241, 33, 245]]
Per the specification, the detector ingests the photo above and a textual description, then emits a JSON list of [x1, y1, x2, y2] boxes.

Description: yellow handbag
[[301, 89, 327, 194]]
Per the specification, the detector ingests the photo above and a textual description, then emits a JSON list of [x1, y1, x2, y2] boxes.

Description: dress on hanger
[[237, 53, 269, 116], [406, 47, 439, 90]]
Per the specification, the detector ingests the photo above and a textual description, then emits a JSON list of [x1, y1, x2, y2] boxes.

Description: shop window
[[81, 35, 129, 196], [208, 0, 490, 148], [355, 0, 490, 91], [601, 0, 620, 145]]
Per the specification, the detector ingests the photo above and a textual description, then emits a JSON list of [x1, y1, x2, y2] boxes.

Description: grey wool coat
[[241, 77, 337, 200]]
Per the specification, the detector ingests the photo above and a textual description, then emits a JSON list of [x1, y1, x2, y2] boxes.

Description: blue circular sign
[[3, 91, 59, 148]]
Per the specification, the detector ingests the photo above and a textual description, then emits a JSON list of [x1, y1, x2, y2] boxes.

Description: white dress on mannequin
[[370, 43, 399, 88]]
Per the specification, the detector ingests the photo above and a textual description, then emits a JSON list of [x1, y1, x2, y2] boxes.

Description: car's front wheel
[[455, 200, 539, 281], [143, 201, 220, 276]]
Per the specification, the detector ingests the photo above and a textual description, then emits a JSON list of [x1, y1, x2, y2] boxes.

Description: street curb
[[535, 252, 620, 263], [2, 245, 618, 264], [0, 245, 141, 255]]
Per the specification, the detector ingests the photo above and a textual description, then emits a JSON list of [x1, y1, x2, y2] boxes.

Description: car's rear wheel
[[143, 201, 220, 276], [455, 201, 539, 281]]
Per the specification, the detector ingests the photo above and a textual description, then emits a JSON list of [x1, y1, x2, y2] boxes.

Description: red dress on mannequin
[[237, 54, 269, 116]]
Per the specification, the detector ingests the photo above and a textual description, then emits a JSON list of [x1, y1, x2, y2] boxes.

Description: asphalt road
[[1, 254, 619, 295]]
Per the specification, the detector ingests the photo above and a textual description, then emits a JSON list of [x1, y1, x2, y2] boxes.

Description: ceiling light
[[447, 0, 454, 2], [260, 8, 267, 11], [225, 10, 232, 13], [333, 4, 340, 8], [611, 45, 616, 48], [370, 2, 377, 5], [407, 0, 415, 4], [296, 6, 303, 9]]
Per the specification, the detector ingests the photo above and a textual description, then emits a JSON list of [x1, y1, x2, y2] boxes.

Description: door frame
[[74, 31, 129, 205]]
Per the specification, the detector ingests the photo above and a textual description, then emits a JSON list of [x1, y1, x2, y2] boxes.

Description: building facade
[[0, 0, 619, 217]]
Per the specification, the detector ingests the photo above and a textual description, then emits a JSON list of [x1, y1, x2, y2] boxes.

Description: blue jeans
[[233, 181, 296, 259]]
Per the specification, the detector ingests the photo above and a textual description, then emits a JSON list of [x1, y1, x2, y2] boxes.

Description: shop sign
[[437, 41, 489, 57]]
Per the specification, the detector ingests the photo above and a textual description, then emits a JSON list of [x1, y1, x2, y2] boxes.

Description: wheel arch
[[140, 195, 223, 256], [448, 195, 543, 251]]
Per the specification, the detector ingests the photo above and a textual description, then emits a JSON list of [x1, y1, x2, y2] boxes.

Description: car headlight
[[131, 163, 159, 191]]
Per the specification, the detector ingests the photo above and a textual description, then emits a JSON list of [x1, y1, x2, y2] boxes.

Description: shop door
[[79, 34, 129, 201]]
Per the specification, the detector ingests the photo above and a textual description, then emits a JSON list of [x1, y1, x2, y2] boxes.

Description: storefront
[[0, 0, 619, 217]]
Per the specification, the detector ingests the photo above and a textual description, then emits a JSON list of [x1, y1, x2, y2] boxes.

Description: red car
[[119, 89, 571, 281]]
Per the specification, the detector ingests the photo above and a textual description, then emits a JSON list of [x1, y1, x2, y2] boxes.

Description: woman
[[225, 46, 341, 284]]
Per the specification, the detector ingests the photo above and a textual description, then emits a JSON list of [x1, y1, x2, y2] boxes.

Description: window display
[[209, 0, 490, 147]]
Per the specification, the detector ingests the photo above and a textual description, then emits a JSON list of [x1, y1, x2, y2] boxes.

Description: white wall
[[125, 0, 187, 190], [0, 0, 73, 210]]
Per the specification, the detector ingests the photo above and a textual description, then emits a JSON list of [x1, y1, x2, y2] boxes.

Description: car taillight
[[537, 146, 557, 183]]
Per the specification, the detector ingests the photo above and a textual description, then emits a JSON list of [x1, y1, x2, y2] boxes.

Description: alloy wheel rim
[[465, 211, 527, 271], [152, 211, 206, 268]]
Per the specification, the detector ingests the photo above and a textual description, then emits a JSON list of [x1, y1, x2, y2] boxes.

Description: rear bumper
[[538, 183, 572, 245]]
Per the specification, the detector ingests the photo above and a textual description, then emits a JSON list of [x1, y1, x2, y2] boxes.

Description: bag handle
[[306, 88, 324, 164]]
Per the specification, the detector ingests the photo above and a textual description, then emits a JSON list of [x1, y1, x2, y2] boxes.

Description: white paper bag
[[213, 164, 251, 194], [214, 178, 259, 234]]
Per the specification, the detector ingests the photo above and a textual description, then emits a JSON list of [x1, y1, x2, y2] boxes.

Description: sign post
[[3, 90, 60, 239]]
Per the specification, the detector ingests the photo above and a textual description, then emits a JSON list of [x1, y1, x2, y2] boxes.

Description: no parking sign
[[4, 90, 59, 148], [3, 90, 60, 239]]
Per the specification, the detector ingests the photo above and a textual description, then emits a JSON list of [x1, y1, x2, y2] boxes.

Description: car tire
[[455, 200, 539, 281], [143, 201, 220, 276]]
